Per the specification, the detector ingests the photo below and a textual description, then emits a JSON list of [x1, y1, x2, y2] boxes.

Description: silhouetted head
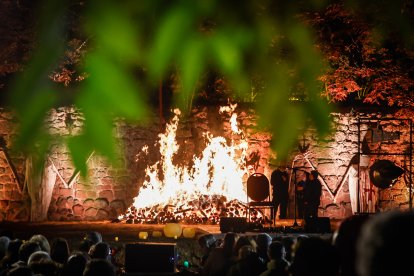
[[50, 237, 70, 264], [84, 231, 102, 245], [29, 234, 50, 254], [357, 210, 414, 276], [83, 259, 115, 276]]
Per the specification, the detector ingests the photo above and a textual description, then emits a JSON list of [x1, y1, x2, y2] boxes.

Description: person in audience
[[227, 244, 266, 276], [27, 251, 51, 267], [6, 266, 33, 276], [260, 241, 290, 276], [202, 232, 238, 276], [356, 210, 414, 276], [289, 237, 339, 276], [78, 240, 94, 254], [333, 214, 370, 276], [29, 235, 50, 254], [0, 237, 10, 261], [84, 232, 102, 245], [0, 239, 22, 272], [255, 233, 272, 264], [232, 236, 257, 261], [61, 251, 90, 276], [198, 234, 217, 267], [88, 242, 111, 261], [280, 236, 294, 263], [83, 259, 115, 276], [29, 259, 58, 276], [14, 241, 41, 268], [50, 237, 70, 265], [79, 231, 102, 255], [0, 231, 13, 241]]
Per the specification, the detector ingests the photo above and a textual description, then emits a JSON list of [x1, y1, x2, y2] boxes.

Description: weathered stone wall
[[0, 106, 412, 221]]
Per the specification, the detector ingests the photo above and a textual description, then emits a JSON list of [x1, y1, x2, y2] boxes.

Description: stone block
[[96, 208, 109, 220], [73, 215, 83, 221], [113, 190, 127, 201], [98, 190, 114, 202], [317, 163, 336, 176], [84, 207, 98, 217], [7, 191, 23, 201], [97, 184, 113, 191], [76, 190, 97, 199], [0, 175, 12, 183], [393, 194, 407, 204], [59, 188, 73, 198], [72, 204, 85, 216], [94, 198, 109, 209], [106, 207, 118, 219], [56, 197, 67, 209], [380, 189, 394, 200], [10, 201, 24, 210], [58, 208, 69, 216], [84, 216, 96, 221], [83, 198, 95, 208], [0, 200, 8, 209], [110, 199, 126, 214], [48, 204, 57, 213], [334, 191, 351, 204], [66, 196, 74, 205], [323, 203, 343, 218], [100, 178, 114, 187], [3, 184, 15, 191], [15, 208, 29, 221]]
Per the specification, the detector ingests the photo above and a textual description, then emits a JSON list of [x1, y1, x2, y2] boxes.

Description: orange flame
[[121, 105, 250, 221]]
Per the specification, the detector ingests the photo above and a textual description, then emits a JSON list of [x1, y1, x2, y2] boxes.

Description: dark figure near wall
[[271, 169, 289, 219], [296, 172, 309, 219], [303, 170, 322, 220]]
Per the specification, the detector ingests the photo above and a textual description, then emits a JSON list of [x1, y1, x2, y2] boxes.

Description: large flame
[[122, 104, 251, 222]]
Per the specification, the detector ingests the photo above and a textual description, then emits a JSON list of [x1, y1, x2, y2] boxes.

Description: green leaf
[[87, 2, 139, 61], [289, 23, 331, 136], [83, 52, 147, 120], [209, 32, 242, 75], [149, 6, 193, 79], [13, 89, 57, 153], [77, 94, 117, 161], [67, 135, 92, 177], [175, 36, 205, 111]]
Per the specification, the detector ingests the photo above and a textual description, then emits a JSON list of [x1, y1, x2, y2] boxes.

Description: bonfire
[[120, 104, 267, 224]]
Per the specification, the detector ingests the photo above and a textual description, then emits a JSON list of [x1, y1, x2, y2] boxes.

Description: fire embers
[[121, 195, 253, 224]]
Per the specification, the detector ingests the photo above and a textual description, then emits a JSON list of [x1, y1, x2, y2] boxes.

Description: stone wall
[[0, 106, 412, 221]]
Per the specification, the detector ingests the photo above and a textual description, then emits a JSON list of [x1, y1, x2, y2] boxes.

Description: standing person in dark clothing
[[296, 172, 309, 219], [271, 169, 289, 220], [303, 170, 322, 220]]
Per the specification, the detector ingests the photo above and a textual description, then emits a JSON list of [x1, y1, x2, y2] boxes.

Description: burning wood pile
[[120, 195, 269, 224], [119, 105, 269, 225], [121, 196, 247, 224]]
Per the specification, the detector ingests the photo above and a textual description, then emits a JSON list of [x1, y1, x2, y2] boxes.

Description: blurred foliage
[[308, 2, 414, 110], [3, 0, 413, 174]]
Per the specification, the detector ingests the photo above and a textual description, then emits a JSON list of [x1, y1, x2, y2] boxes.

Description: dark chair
[[246, 173, 275, 225]]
